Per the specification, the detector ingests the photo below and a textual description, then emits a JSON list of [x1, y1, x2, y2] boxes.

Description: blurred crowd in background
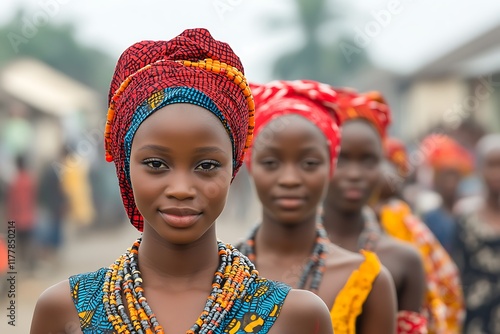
[[0, 0, 499, 332]]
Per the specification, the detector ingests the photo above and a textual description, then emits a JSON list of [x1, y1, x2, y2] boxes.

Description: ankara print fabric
[[69, 268, 291, 333]]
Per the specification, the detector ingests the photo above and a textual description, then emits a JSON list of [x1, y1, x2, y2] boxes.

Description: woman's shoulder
[[31, 279, 81, 334], [31, 268, 109, 334], [228, 278, 332, 333], [330, 250, 384, 325], [380, 234, 421, 263], [270, 289, 333, 334]]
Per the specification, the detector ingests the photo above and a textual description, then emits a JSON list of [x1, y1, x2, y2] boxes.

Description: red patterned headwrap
[[384, 137, 410, 177], [105, 28, 254, 231], [334, 88, 391, 139], [247, 80, 341, 176], [420, 134, 474, 175]]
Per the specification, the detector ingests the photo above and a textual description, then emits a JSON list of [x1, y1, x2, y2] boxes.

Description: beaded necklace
[[102, 238, 259, 334], [357, 207, 383, 251], [238, 223, 328, 293]]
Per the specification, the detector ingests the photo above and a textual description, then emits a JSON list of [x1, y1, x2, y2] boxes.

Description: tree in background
[[270, 0, 370, 86], [0, 9, 115, 94]]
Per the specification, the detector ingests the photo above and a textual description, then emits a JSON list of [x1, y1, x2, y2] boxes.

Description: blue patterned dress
[[69, 268, 290, 333]]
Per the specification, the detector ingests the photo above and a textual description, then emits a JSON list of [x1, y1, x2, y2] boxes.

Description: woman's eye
[[196, 160, 221, 172], [144, 159, 167, 170], [259, 159, 278, 169], [302, 160, 321, 170]]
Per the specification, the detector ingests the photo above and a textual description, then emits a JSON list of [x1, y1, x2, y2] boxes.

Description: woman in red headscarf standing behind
[[239, 80, 397, 334], [322, 88, 428, 334]]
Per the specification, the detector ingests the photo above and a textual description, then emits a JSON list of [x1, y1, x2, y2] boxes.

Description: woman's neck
[[322, 205, 365, 238], [485, 192, 500, 212], [256, 213, 317, 258], [442, 195, 456, 214], [138, 226, 219, 291]]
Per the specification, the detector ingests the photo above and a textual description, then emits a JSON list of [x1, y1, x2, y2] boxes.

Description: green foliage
[[0, 9, 114, 95]]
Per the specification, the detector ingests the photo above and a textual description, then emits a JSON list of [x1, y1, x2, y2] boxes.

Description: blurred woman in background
[[372, 137, 465, 333], [420, 134, 474, 253], [453, 133, 500, 334], [322, 89, 427, 334]]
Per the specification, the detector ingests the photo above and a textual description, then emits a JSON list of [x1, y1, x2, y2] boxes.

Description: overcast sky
[[1, 0, 499, 80]]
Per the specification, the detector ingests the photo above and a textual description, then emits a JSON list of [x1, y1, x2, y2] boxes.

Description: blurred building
[[355, 9, 500, 143], [0, 57, 100, 174], [402, 21, 500, 141]]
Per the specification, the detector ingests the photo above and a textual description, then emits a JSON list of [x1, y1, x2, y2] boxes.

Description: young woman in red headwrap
[[322, 89, 428, 334], [239, 80, 397, 334], [30, 29, 333, 334], [373, 137, 465, 333]]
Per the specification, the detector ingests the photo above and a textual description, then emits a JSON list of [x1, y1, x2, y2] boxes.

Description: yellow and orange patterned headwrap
[[420, 134, 474, 175], [334, 88, 391, 139]]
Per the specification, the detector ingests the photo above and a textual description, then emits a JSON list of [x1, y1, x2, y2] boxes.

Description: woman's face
[[482, 148, 500, 196], [129, 103, 233, 245], [250, 115, 330, 225], [325, 120, 382, 214], [433, 167, 462, 201]]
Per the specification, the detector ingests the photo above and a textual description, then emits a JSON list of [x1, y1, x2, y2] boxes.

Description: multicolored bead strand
[[102, 238, 259, 333]]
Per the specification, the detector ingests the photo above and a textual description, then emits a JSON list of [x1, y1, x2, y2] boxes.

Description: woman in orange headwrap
[[30, 29, 333, 334], [239, 80, 397, 334], [322, 89, 428, 334], [420, 134, 474, 252], [374, 136, 465, 333]]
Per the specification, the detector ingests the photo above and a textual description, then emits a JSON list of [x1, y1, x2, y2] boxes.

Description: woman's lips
[[159, 208, 202, 228], [274, 197, 305, 210], [343, 189, 364, 200]]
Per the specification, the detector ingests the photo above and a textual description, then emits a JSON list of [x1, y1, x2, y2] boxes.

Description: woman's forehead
[[342, 121, 381, 144], [133, 104, 232, 147]]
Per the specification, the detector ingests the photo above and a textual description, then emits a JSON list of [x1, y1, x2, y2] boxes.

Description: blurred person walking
[[6, 155, 37, 273], [37, 149, 69, 262], [0, 235, 8, 297], [453, 133, 500, 334], [372, 137, 465, 333], [419, 134, 474, 253], [59, 148, 95, 229]]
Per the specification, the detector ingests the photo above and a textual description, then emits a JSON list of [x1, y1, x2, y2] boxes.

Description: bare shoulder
[[368, 265, 396, 306], [380, 235, 421, 264], [270, 289, 333, 334], [359, 265, 397, 334], [30, 280, 82, 334], [378, 236, 426, 311]]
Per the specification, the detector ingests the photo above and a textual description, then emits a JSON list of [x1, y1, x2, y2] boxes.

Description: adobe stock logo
[[213, 0, 244, 20], [7, 0, 72, 53], [339, 0, 407, 63]]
